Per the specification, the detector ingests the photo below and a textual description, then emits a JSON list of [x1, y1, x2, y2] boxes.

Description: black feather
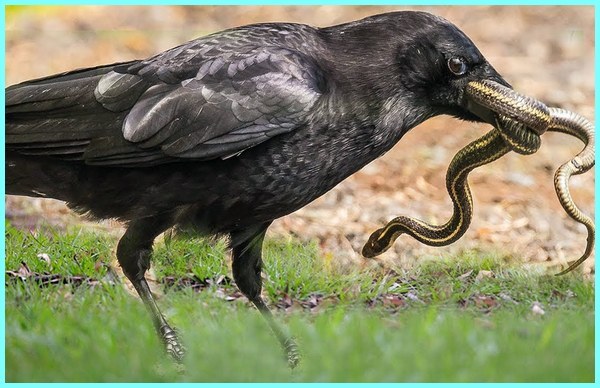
[[6, 10, 507, 237]]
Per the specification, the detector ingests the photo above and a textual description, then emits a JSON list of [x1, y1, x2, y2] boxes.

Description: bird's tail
[[5, 61, 138, 200], [5, 152, 82, 201], [6, 60, 137, 157]]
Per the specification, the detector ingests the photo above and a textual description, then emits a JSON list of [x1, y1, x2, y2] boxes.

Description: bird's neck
[[302, 91, 434, 191], [310, 39, 438, 154], [316, 81, 436, 153]]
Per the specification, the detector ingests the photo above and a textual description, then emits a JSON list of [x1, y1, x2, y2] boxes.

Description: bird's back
[[5, 21, 330, 223], [6, 11, 497, 232]]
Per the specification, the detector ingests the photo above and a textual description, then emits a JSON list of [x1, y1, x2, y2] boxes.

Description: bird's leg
[[117, 217, 185, 362], [230, 224, 300, 368]]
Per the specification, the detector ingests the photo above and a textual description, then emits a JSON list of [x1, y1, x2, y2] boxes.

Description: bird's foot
[[284, 337, 300, 369], [160, 325, 186, 363]]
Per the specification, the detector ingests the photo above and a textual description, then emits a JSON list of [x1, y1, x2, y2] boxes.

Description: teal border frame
[[1, 3, 597, 384]]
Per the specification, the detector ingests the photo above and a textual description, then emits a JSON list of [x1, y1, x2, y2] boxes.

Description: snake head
[[362, 228, 391, 258]]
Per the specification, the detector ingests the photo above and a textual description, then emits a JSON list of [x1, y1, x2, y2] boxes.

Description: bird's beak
[[464, 63, 511, 125]]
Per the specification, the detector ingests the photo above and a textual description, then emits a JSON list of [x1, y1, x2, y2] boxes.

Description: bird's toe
[[284, 337, 301, 369], [161, 325, 186, 363]]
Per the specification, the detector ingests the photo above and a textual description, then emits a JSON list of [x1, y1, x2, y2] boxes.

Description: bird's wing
[[88, 43, 324, 165], [6, 31, 325, 167]]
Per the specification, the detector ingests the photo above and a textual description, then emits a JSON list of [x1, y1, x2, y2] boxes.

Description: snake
[[362, 80, 595, 276]]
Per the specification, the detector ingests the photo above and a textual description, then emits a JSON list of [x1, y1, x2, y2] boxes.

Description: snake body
[[547, 108, 595, 275], [362, 80, 595, 275]]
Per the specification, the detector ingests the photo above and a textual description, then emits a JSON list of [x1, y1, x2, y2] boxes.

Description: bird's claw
[[284, 337, 300, 369], [160, 325, 186, 363]]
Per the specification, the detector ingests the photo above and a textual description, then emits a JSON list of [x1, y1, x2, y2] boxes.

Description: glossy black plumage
[[6, 11, 506, 230], [5, 11, 508, 363]]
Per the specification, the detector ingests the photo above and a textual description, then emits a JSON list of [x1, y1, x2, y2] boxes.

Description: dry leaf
[[37, 253, 51, 266], [499, 293, 519, 304], [531, 302, 545, 315], [383, 294, 406, 308], [474, 295, 498, 309], [406, 291, 424, 304], [475, 270, 494, 282], [17, 262, 32, 277], [94, 259, 104, 272]]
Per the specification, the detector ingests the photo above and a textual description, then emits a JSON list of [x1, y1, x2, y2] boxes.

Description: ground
[[4, 225, 595, 382]]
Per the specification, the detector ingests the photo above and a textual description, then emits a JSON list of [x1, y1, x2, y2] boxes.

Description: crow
[[6, 11, 508, 365]]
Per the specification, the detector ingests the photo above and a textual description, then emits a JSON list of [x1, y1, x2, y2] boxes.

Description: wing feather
[[96, 45, 324, 164], [7, 26, 325, 167]]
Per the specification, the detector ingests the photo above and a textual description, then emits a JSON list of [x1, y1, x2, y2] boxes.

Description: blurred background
[[5, 5, 595, 274]]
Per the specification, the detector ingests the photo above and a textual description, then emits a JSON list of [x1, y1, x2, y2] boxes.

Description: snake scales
[[362, 80, 595, 275]]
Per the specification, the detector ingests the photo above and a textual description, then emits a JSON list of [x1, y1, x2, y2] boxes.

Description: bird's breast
[[88, 118, 407, 232], [201, 119, 405, 225]]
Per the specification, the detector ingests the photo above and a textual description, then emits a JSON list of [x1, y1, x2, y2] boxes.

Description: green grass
[[5, 223, 595, 382]]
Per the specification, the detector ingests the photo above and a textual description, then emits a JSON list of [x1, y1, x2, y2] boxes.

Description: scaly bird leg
[[116, 216, 185, 362], [230, 223, 300, 368]]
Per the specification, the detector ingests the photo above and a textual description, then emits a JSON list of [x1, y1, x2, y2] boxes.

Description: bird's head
[[392, 11, 510, 125], [327, 11, 510, 129]]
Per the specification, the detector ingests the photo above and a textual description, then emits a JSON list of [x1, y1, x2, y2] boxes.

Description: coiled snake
[[362, 80, 595, 275]]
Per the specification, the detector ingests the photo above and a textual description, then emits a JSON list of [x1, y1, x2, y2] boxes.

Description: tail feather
[[6, 60, 138, 125], [6, 152, 81, 200], [7, 76, 100, 114], [6, 61, 138, 90], [7, 115, 126, 143], [7, 61, 148, 119], [6, 60, 140, 160]]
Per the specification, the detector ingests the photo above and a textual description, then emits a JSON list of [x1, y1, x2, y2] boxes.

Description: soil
[[5, 6, 595, 274]]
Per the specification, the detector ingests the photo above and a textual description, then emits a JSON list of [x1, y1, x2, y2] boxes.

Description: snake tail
[[549, 108, 595, 275], [467, 81, 595, 275]]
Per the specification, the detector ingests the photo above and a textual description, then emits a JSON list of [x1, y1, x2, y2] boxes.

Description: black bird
[[6, 11, 508, 364]]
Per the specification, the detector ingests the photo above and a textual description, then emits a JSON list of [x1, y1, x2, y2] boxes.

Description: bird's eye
[[447, 57, 468, 76]]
